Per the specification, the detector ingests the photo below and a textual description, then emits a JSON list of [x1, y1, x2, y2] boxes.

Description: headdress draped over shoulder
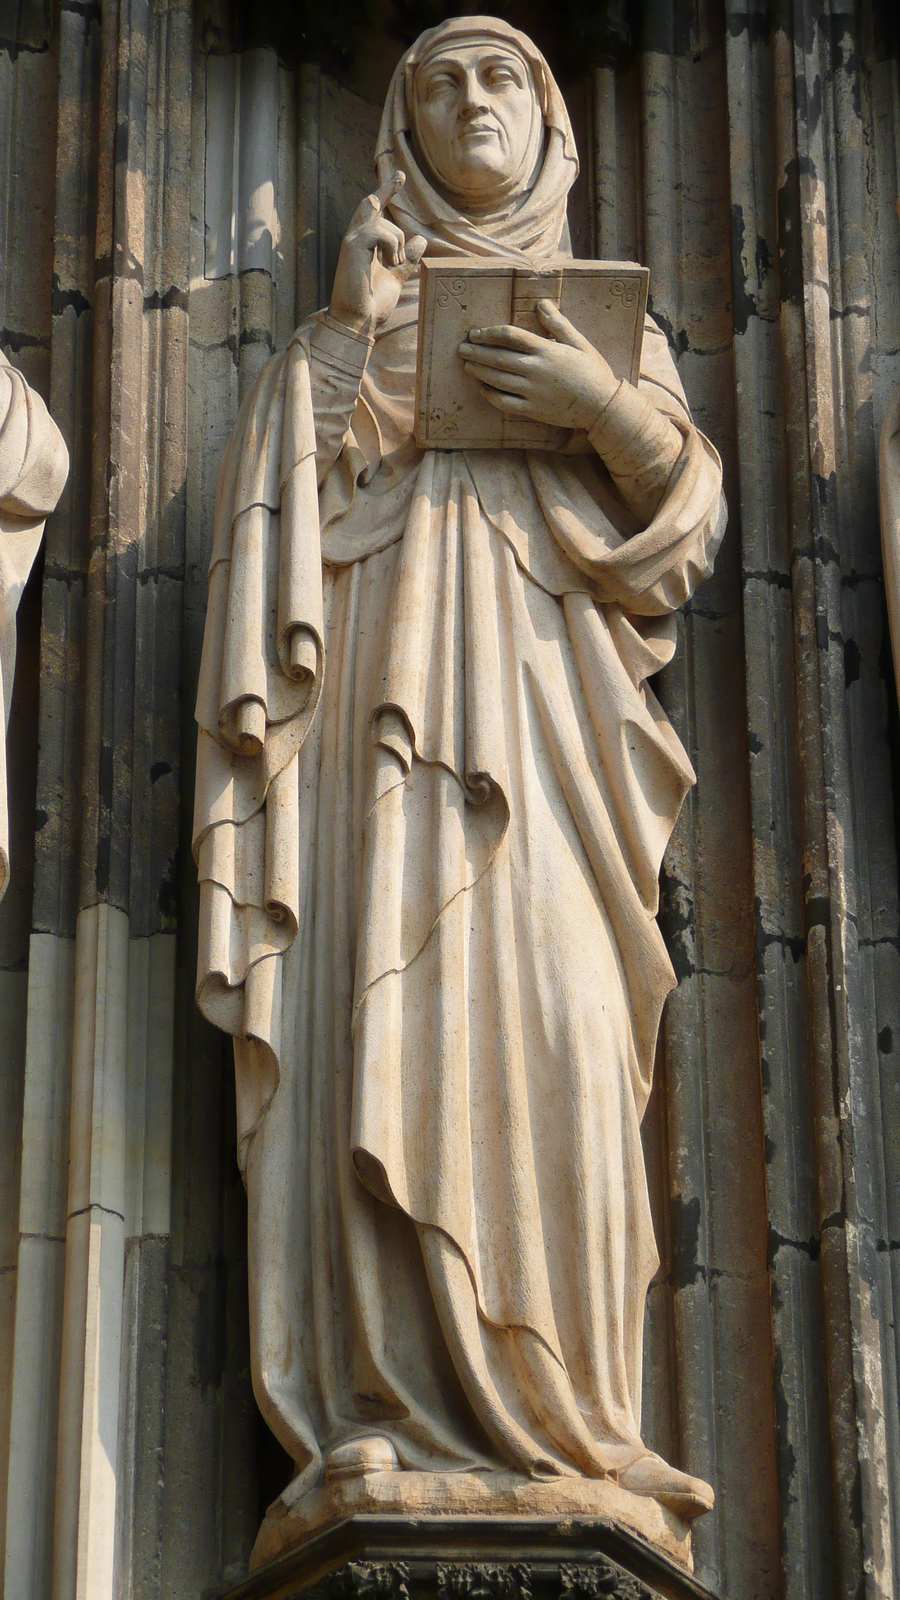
[[376, 15, 578, 263]]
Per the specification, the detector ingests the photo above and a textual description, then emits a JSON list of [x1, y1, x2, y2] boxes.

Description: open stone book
[[415, 257, 649, 450]]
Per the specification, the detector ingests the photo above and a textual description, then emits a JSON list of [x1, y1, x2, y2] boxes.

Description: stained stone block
[[219, 1517, 719, 1600]]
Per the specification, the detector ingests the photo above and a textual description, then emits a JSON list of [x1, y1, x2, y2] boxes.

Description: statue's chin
[[452, 158, 512, 190], [413, 129, 529, 212], [430, 156, 523, 210]]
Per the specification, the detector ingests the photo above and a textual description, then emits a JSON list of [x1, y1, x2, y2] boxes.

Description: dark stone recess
[[217, 1516, 719, 1600], [229, 0, 634, 81]]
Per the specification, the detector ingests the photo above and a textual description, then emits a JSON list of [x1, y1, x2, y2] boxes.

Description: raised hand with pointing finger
[[329, 172, 428, 336]]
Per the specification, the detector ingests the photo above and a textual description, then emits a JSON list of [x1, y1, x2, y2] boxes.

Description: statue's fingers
[[350, 171, 406, 227], [464, 362, 531, 394], [535, 298, 590, 349], [458, 342, 534, 372], [368, 218, 406, 266], [481, 387, 531, 413], [370, 170, 406, 215], [396, 234, 427, 282], [467, 323, 543, 352]]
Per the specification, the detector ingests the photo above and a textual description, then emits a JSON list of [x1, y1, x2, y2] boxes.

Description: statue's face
[[414, 44, 537, 197]]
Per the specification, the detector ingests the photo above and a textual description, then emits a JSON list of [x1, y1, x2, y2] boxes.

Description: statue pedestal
[[220, 1515, 719, 1600], [251, 1471, 696, 1572]]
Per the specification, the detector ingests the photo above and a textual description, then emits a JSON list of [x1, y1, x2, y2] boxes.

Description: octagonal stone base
[[220, 1513, 720, 1600]]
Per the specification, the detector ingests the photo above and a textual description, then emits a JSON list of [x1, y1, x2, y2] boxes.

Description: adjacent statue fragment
[[193, 16, 726, 1566], [0, 351, 68, 899]]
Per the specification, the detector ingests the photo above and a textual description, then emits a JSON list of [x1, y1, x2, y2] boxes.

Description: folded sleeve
[[307, 314, 374, 484], [587, 381, 684, 527]]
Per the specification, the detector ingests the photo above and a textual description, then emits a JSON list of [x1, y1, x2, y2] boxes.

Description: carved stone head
[[411, 35, 542, 203], [376, 17, 578, 259]]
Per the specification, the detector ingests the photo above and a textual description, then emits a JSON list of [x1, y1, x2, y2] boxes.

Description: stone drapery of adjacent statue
[[193, 16, 726, 1520], [0, 352, 68, 901]]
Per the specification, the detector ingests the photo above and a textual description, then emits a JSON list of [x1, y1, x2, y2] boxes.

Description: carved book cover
[[415, 257, 650, 450]]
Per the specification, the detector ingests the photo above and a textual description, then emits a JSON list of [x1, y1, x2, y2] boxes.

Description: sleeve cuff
[[309, 313, 375, 378], [587, 380, 683, 477]]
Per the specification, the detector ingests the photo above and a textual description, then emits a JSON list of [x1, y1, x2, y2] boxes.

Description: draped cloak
[[193, 18, 726, 1498]]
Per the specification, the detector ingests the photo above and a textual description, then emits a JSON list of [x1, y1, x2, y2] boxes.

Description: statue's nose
[[459, 68, 490, 115]]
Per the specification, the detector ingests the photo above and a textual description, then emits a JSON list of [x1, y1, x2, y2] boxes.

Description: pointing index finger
[[369, 171, 406, 215]]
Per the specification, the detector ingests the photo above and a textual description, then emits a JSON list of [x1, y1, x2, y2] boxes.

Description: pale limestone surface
[[253, 1469, 692, 1572], [193, 14, 725, 1567], [0, 353, 67, 901]]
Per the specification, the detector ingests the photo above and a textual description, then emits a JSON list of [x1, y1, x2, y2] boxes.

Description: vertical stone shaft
[[50, 0, 140, 1586], [637, 31, 721, 1587], [791, 2, 895, 1593], [115, 2, 190, 1590], [725, 0, 900, 1594], [723, 6, 836, 1597], [0, 0, 64, 1590], [297, 63, 322, 317], [592, 65, 619, 259], [2, 0, 102, 1593], [619, 11, 781, 1600], [36, 0, 191, 1594]]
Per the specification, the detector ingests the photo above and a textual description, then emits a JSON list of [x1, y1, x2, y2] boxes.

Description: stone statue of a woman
[[193, 15, 726, 1564], [0, 351, 68, 900]]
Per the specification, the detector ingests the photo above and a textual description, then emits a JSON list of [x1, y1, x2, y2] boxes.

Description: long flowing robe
[[193, 17, 726, 1499]]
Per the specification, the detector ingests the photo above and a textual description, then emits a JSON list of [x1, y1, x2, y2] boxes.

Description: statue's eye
[[487, 68, 515, 86], [424, 71, 457, 96]]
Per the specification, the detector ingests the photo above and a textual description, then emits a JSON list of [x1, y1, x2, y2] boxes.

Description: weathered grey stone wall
[[721, 9, 900, 1596], [0, 0, 60, 1583], [1, 2, 899, 1598]]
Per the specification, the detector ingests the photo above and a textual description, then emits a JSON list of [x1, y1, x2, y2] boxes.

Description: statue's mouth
[[459, 121, 499, 141]]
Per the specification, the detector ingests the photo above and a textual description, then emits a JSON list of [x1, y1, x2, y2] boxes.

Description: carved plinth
[[252, 1472, 694, 1572], [219, 1516, 719, 1600]]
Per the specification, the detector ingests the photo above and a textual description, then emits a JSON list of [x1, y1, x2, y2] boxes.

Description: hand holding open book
[[415, 258, 649, 450], [458, 299, 621, 434]]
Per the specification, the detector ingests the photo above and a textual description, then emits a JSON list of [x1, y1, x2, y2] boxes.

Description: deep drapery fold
[[193, 312, 723, 1353], [193, 335, 324, 1156]]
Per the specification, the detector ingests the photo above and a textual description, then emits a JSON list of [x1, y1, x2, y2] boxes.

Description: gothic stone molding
[[298, 1561, 657, 1600]]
